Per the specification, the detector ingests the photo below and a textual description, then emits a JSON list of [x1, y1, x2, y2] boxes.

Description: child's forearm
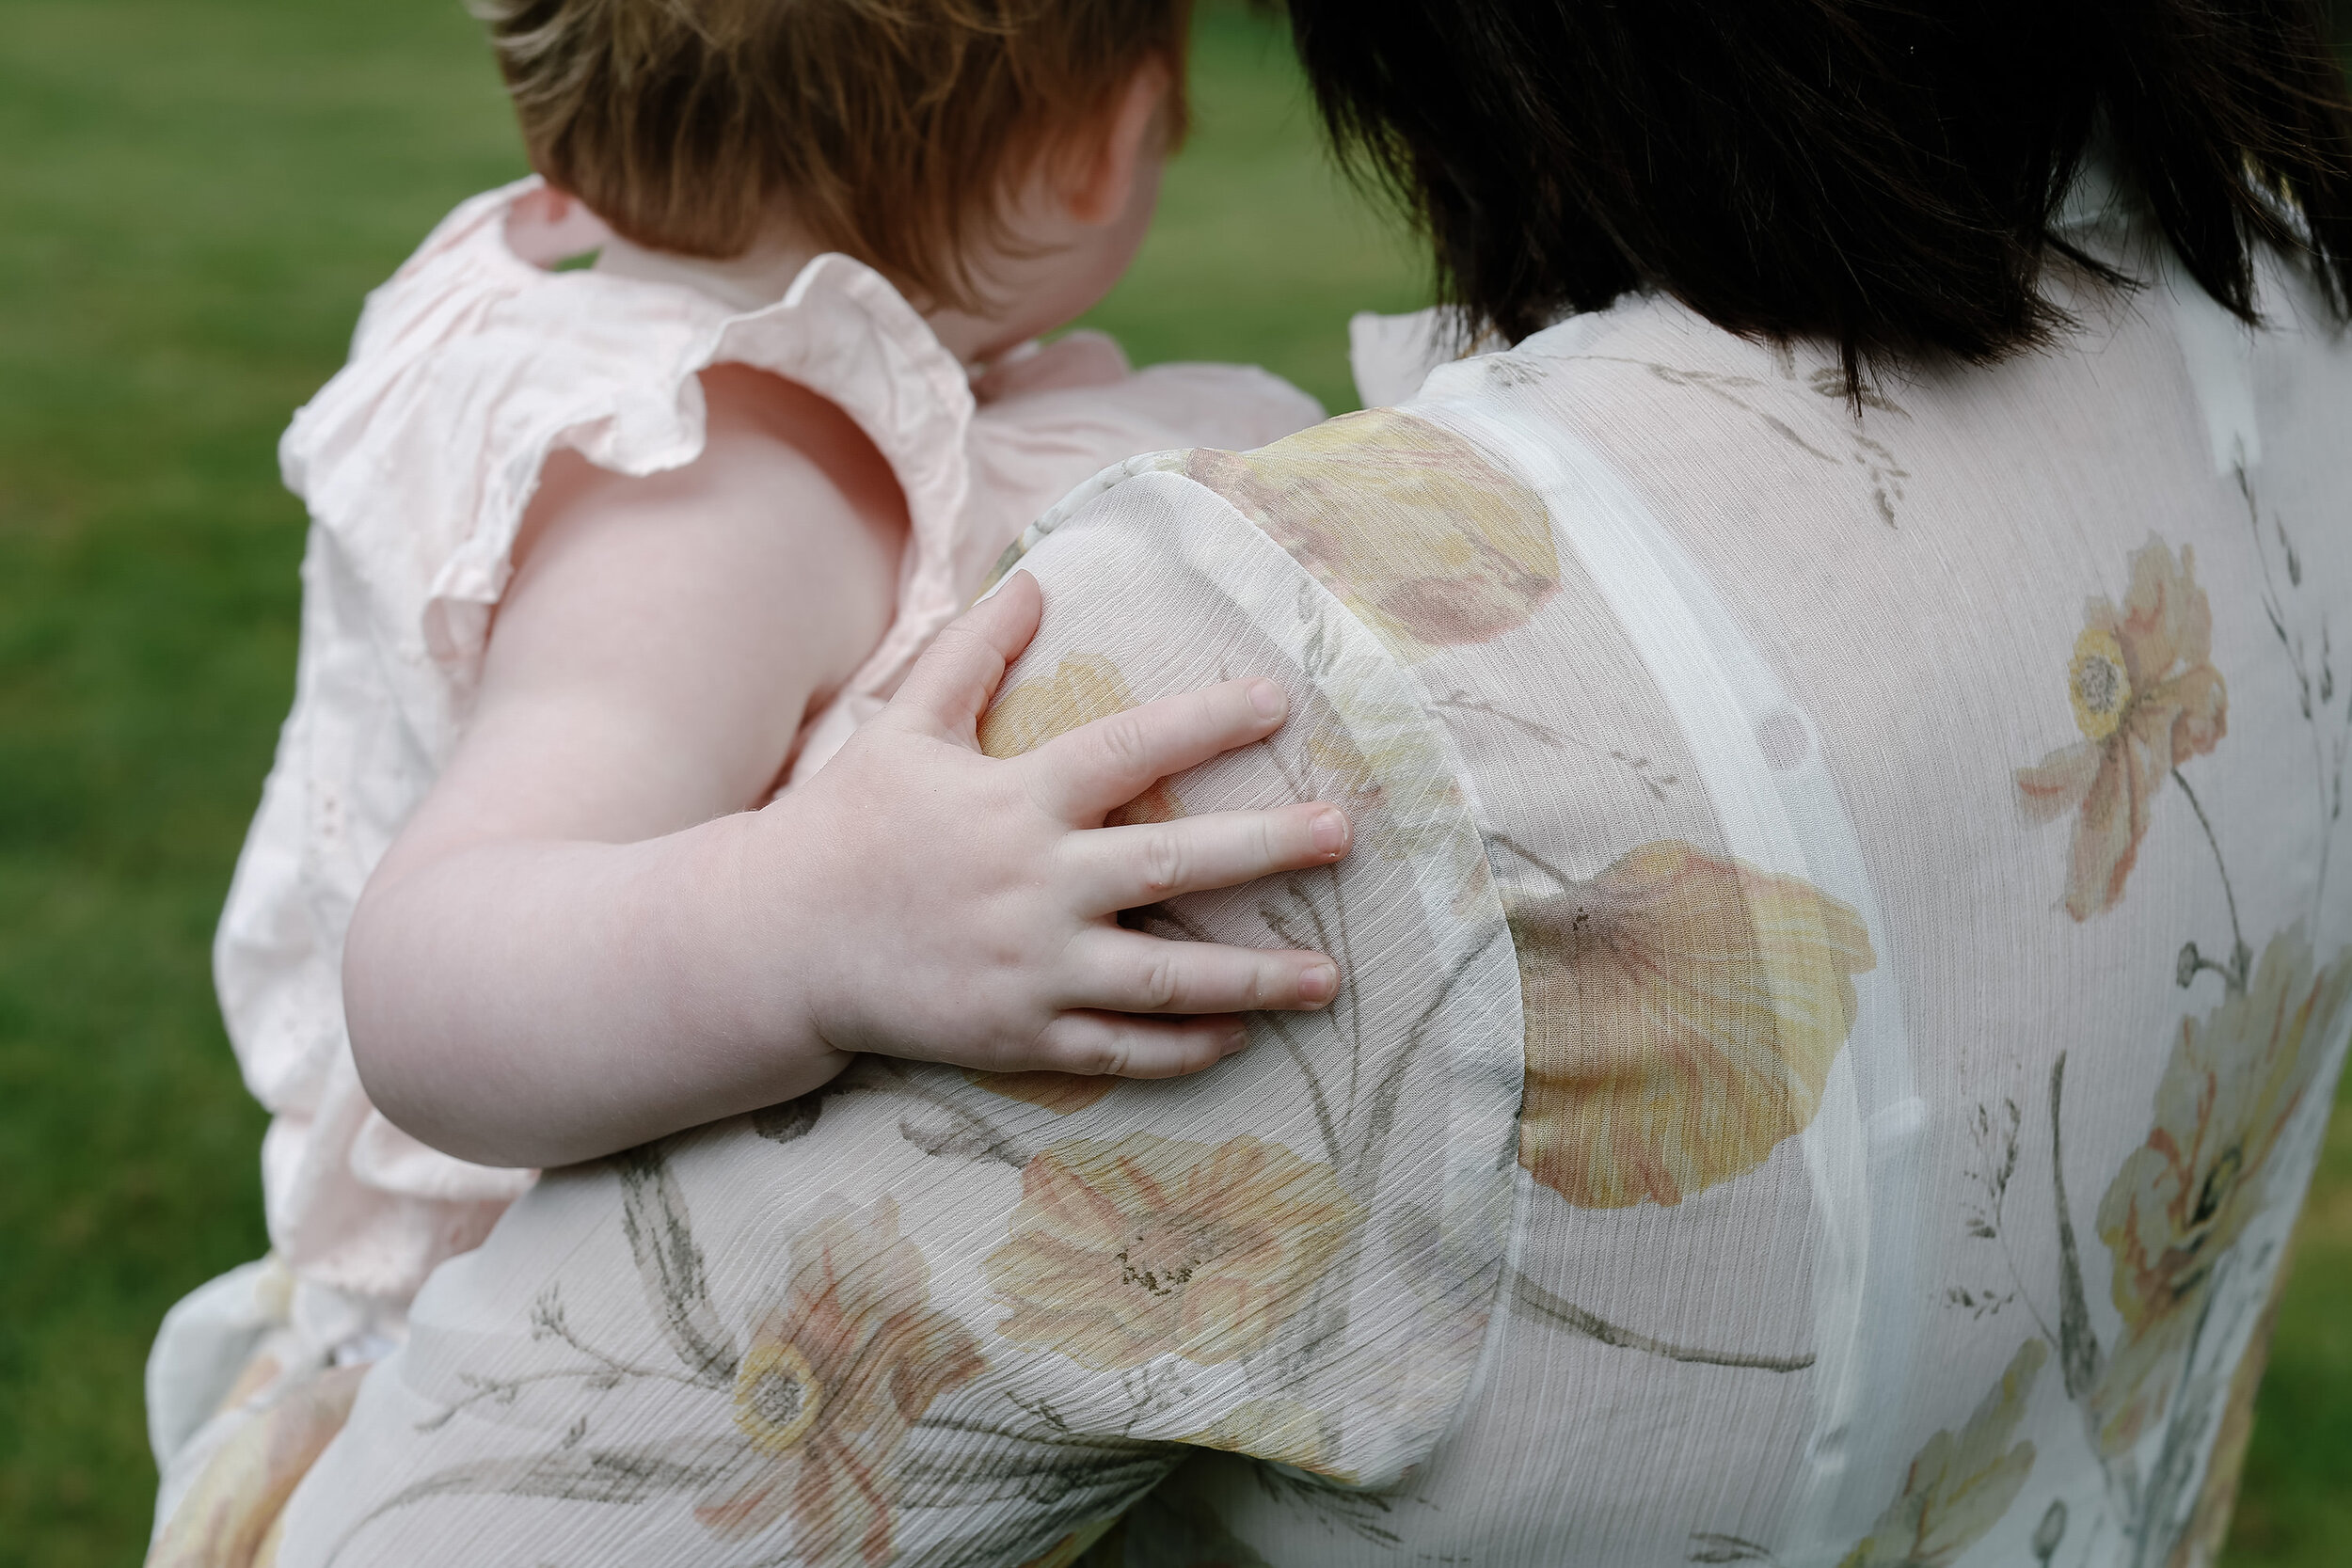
[[343, 807, 844, 1170], [345, 580, 1355, 1172]]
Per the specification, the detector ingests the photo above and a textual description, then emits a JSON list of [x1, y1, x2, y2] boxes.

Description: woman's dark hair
[[1284, 0, 2352, 375]]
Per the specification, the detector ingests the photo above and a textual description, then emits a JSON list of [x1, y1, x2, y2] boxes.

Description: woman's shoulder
[[1014, 397, 1565, 682]]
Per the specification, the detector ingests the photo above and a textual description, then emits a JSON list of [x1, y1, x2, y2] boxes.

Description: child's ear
[[1060, 56, 1174, 228]]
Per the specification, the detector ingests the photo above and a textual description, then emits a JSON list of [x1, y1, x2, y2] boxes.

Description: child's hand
[[771, 571, 1349, 1081]]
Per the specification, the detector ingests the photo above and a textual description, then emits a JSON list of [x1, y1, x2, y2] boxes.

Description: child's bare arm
[[342, 368, 1345, 1170]]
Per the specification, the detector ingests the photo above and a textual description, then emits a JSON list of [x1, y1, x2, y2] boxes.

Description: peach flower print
[[695, 1196, 985, 1563], [2088, 926, 2351, 1456], [1510, 841, 1876, 1209], [984, 1133, 1363, 1370], [2016, 538, 2228, 920], [1184, 408, 1560, 662]]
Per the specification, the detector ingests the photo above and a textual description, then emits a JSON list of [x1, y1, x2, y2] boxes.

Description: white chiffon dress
[[170, 180, 2352, 1568]]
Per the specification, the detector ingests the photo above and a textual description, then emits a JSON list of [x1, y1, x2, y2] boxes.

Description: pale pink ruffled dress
[[183, 177, 1322, 1381]]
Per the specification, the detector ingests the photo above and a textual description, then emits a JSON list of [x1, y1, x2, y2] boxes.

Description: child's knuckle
[[1137, 953, 1184, 1010], [1139, 830, 1187, 894], [1095, 712, 1154, 776]]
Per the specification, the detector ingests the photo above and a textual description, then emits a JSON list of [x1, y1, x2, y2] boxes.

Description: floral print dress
[[239, 207, 2350, 1568]]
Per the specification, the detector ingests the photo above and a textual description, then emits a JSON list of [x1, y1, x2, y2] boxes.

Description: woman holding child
[[153, 0, 2352, 1564]]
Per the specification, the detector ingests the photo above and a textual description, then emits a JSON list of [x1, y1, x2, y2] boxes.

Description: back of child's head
[[473, 0, 1193, 309]]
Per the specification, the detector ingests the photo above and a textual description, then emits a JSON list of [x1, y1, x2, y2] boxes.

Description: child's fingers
[[1025, 677, 1290, 822], [1059, 927, 1341, 1016], [882, 572, 1043, 742], [1022, 1010, 1253, 1080], [1068, 802, 1351, 913]]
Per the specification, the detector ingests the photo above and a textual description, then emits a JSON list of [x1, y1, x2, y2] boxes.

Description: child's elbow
[[341, 884, 510, 1168]]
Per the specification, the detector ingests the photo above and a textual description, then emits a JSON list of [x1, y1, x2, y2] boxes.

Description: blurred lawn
[[0, 3, 2343, 1566]]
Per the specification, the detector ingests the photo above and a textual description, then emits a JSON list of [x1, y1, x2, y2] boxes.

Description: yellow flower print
[[2069, 626, 2133, 742], [2089, 927, 2352, 1455], [694, 1196, 985, 1563], [964, 1068, 1118, 1115], [734, 1339, 824, 1453], [1183, 1398, 1349, 1479], [1837, 1339, 2047, 1568], [984, 1133, 1364, 1370], [2016, 538, 2228, 920], [1183, 409, 1560, 662], [1510, 841, 1876, 1209], [981, 653, 1182, 825]]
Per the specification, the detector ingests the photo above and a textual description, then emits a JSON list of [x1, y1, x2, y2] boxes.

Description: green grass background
[[0, 3, 2342, 1564]]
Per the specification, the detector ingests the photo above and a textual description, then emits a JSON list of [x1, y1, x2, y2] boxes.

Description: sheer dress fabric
[[144, 176, 1322, 1548], [267, 212, 2351, 1568]]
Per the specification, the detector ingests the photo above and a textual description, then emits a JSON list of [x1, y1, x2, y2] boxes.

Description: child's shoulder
[[275, 181, 989, 680]]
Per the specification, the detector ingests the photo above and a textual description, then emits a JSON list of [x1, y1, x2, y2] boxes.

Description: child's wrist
[[716, 796, 850, 1059]]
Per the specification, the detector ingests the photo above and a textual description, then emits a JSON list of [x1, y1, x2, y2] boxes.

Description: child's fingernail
[[1311, 809, 1349, 855], [1300, 963, 1339, 1002], [1222, 1024, 1252, 1054], [1248, 679, 1285, 721]]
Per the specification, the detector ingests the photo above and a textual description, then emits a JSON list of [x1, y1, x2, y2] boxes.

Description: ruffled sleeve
[[278, 182, 995, 739]]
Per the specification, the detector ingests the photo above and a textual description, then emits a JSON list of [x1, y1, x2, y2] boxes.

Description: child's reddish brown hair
[[473, 0, 1193, 308]]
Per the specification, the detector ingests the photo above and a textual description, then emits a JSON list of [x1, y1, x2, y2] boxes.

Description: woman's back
[[256, 214, 2349, 1568], [1160, 210, 2352, 1566], [250, 195, 2352, 1568]]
